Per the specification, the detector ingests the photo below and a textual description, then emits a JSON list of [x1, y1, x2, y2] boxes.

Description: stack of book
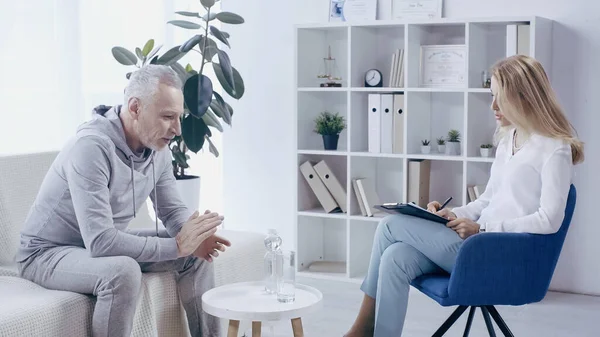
[[299, 160, 347, 213], [389, 48, 405, 87]]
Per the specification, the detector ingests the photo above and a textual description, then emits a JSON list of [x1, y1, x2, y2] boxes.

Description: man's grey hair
[[124, 65, 182, 106]]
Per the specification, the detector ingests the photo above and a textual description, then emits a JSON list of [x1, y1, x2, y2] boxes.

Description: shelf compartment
[[406, 91, 465, 156], [350, 92, 406, 153], [350, 25, 406, 88], [297, 27, 348, 88], [466, 162, 492, 204], [467, 22, 531, 88], [297, 91, 348, 152], [349, 156, 405, 217], [423, 160, 464, 208], [297, 154, 348, 213], [406, 23, 467, 88], [348, 219, 378, 279], [466, 92, 497, 158], [297, 216, 347, 276]]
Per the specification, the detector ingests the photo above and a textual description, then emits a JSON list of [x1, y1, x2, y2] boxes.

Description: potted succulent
[[436, 137, 446, 153], [480, 144, 494, 157], [110, 1, 245, 211], [446, 129, 461, 155], [313, 111, 346, 150], [421, 139, 431, 154]]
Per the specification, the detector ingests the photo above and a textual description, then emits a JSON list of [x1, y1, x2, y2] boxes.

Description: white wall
[[222, 0, 600, 295]]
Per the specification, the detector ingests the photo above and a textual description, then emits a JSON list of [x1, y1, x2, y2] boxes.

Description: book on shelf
[[467, 184, 487, 202], [389, 48, 405, 87], [368, 93, 405, 154], [407, 159, 431, 208], [352, 178, 385, 217]]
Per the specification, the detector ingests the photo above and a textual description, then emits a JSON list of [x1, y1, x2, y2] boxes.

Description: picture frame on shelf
[[329, 0, 377, 22], [392, 0, 443, 20], [419, 44, 467, 88]]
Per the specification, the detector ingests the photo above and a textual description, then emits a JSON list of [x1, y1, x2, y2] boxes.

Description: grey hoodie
[[16, 105, 190, 263]]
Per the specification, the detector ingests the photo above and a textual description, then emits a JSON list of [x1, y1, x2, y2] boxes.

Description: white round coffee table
[[202, 281, 322, 337]]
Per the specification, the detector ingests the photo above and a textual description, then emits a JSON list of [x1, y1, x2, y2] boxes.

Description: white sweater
[[452, 128, 574, 234]]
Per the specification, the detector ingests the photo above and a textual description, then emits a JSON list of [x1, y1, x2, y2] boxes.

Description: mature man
[[16, 65, 228, 337]]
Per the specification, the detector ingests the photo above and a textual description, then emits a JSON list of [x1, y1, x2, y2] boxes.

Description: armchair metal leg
[[481, 306, 497, 337], [462, 306, 476, 337], [486, 306, 515, 337], [432, 305, 468, 337]]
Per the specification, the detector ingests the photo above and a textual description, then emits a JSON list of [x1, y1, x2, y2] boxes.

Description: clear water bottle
[[264, 229, 282, 294]]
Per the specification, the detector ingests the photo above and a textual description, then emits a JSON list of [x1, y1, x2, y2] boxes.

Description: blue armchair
[[411, 184, 577, 336]]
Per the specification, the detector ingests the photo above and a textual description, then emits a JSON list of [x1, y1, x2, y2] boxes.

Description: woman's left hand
[[447, 218, 480, 239]]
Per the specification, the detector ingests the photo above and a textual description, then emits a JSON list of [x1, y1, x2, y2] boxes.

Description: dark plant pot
[[322, 134, 339, 150]]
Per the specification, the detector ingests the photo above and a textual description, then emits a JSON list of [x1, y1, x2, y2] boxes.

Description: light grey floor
[[238, 276, 600, 337]]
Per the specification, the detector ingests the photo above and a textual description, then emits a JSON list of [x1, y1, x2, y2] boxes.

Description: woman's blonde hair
[[491, 55, 584, 164]]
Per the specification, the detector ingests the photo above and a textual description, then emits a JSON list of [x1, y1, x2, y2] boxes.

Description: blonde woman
[[343, 55, 584, 337]]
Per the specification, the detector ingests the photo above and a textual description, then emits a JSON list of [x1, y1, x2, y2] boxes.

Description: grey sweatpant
[[18, 240, 220, 337]]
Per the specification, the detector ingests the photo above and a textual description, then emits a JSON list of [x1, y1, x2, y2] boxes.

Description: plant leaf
[[184, 74, 213, 118], [126, 72, 132, 80], [217, 50, 234, 89], [206, 135, 220, 157], [150, 55, 159, 64], [215, 12, 244, 24], [198, 36, 219, 61], [224, 102, 233, 123], [209, 26, 230, 48], [213, 62, 244, 99], [211, 91, 231, 125], [180, 34, 202, 52], [202, 12, 218, 21], [146, 44, 162, 61], [200, 0, 216, 8], [167, 20, 201, 29], [221, 31, 230, 38], [175, 11, 200, 17], [181, 114, 209, 153], [142, 39, 154, 56], [172, 150, 189, 168], [135, 47, 144, 61], [156, 45, 184, 65], [186, 63, 194, 72], [203, 108, 223, 132], [112, 47, 137, 66]]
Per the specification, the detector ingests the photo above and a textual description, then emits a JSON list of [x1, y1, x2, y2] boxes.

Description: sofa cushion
[[0, 151, 58, 264]]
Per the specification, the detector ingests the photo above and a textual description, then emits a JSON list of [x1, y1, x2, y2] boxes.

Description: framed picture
[[419, 45, 467, 88], [329, 0, 377, 22], [392, 0, 443, 20]]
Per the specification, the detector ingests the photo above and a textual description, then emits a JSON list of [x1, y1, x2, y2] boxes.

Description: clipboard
[[374, 202, 449, 224]]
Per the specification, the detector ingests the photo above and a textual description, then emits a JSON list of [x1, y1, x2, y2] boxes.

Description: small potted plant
[[446, 129, 461, 155], [480, 144, 494, 157], [421, 139, 431, 154], [313, 111, 346, 150], [436, 137, 446, 153]]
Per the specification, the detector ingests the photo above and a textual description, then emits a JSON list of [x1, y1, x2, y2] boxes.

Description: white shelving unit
[[293, 16, 552, 283]]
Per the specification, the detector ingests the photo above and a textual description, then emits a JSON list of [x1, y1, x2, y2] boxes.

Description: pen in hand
[[439, 197, 453, 210]]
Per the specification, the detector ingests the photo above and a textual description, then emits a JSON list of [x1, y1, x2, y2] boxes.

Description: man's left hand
[[193, 234, 231, 262], [447, 218, 480, 239]]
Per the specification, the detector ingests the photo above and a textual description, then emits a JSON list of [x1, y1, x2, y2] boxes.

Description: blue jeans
[[361, 214, 464, 336]]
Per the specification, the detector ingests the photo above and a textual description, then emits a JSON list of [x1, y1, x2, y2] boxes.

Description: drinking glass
[[276, 250, 296, 303]]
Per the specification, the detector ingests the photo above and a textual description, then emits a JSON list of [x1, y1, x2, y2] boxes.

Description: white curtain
[[0, 0, 223, 213]]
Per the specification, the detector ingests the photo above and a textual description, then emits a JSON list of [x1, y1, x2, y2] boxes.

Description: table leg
[[291, 318, 304, 337], [252, 321, 262, 337], [227, 320, 240, 337]]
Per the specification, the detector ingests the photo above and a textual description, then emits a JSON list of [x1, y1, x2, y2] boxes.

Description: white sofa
[[0, 151, 265, 337]]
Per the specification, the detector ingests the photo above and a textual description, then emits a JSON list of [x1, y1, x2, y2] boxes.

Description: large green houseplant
[[111, 0, 245, 179]]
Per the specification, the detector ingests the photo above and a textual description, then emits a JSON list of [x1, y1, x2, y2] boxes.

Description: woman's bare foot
[[344, 295, 376, 337]]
